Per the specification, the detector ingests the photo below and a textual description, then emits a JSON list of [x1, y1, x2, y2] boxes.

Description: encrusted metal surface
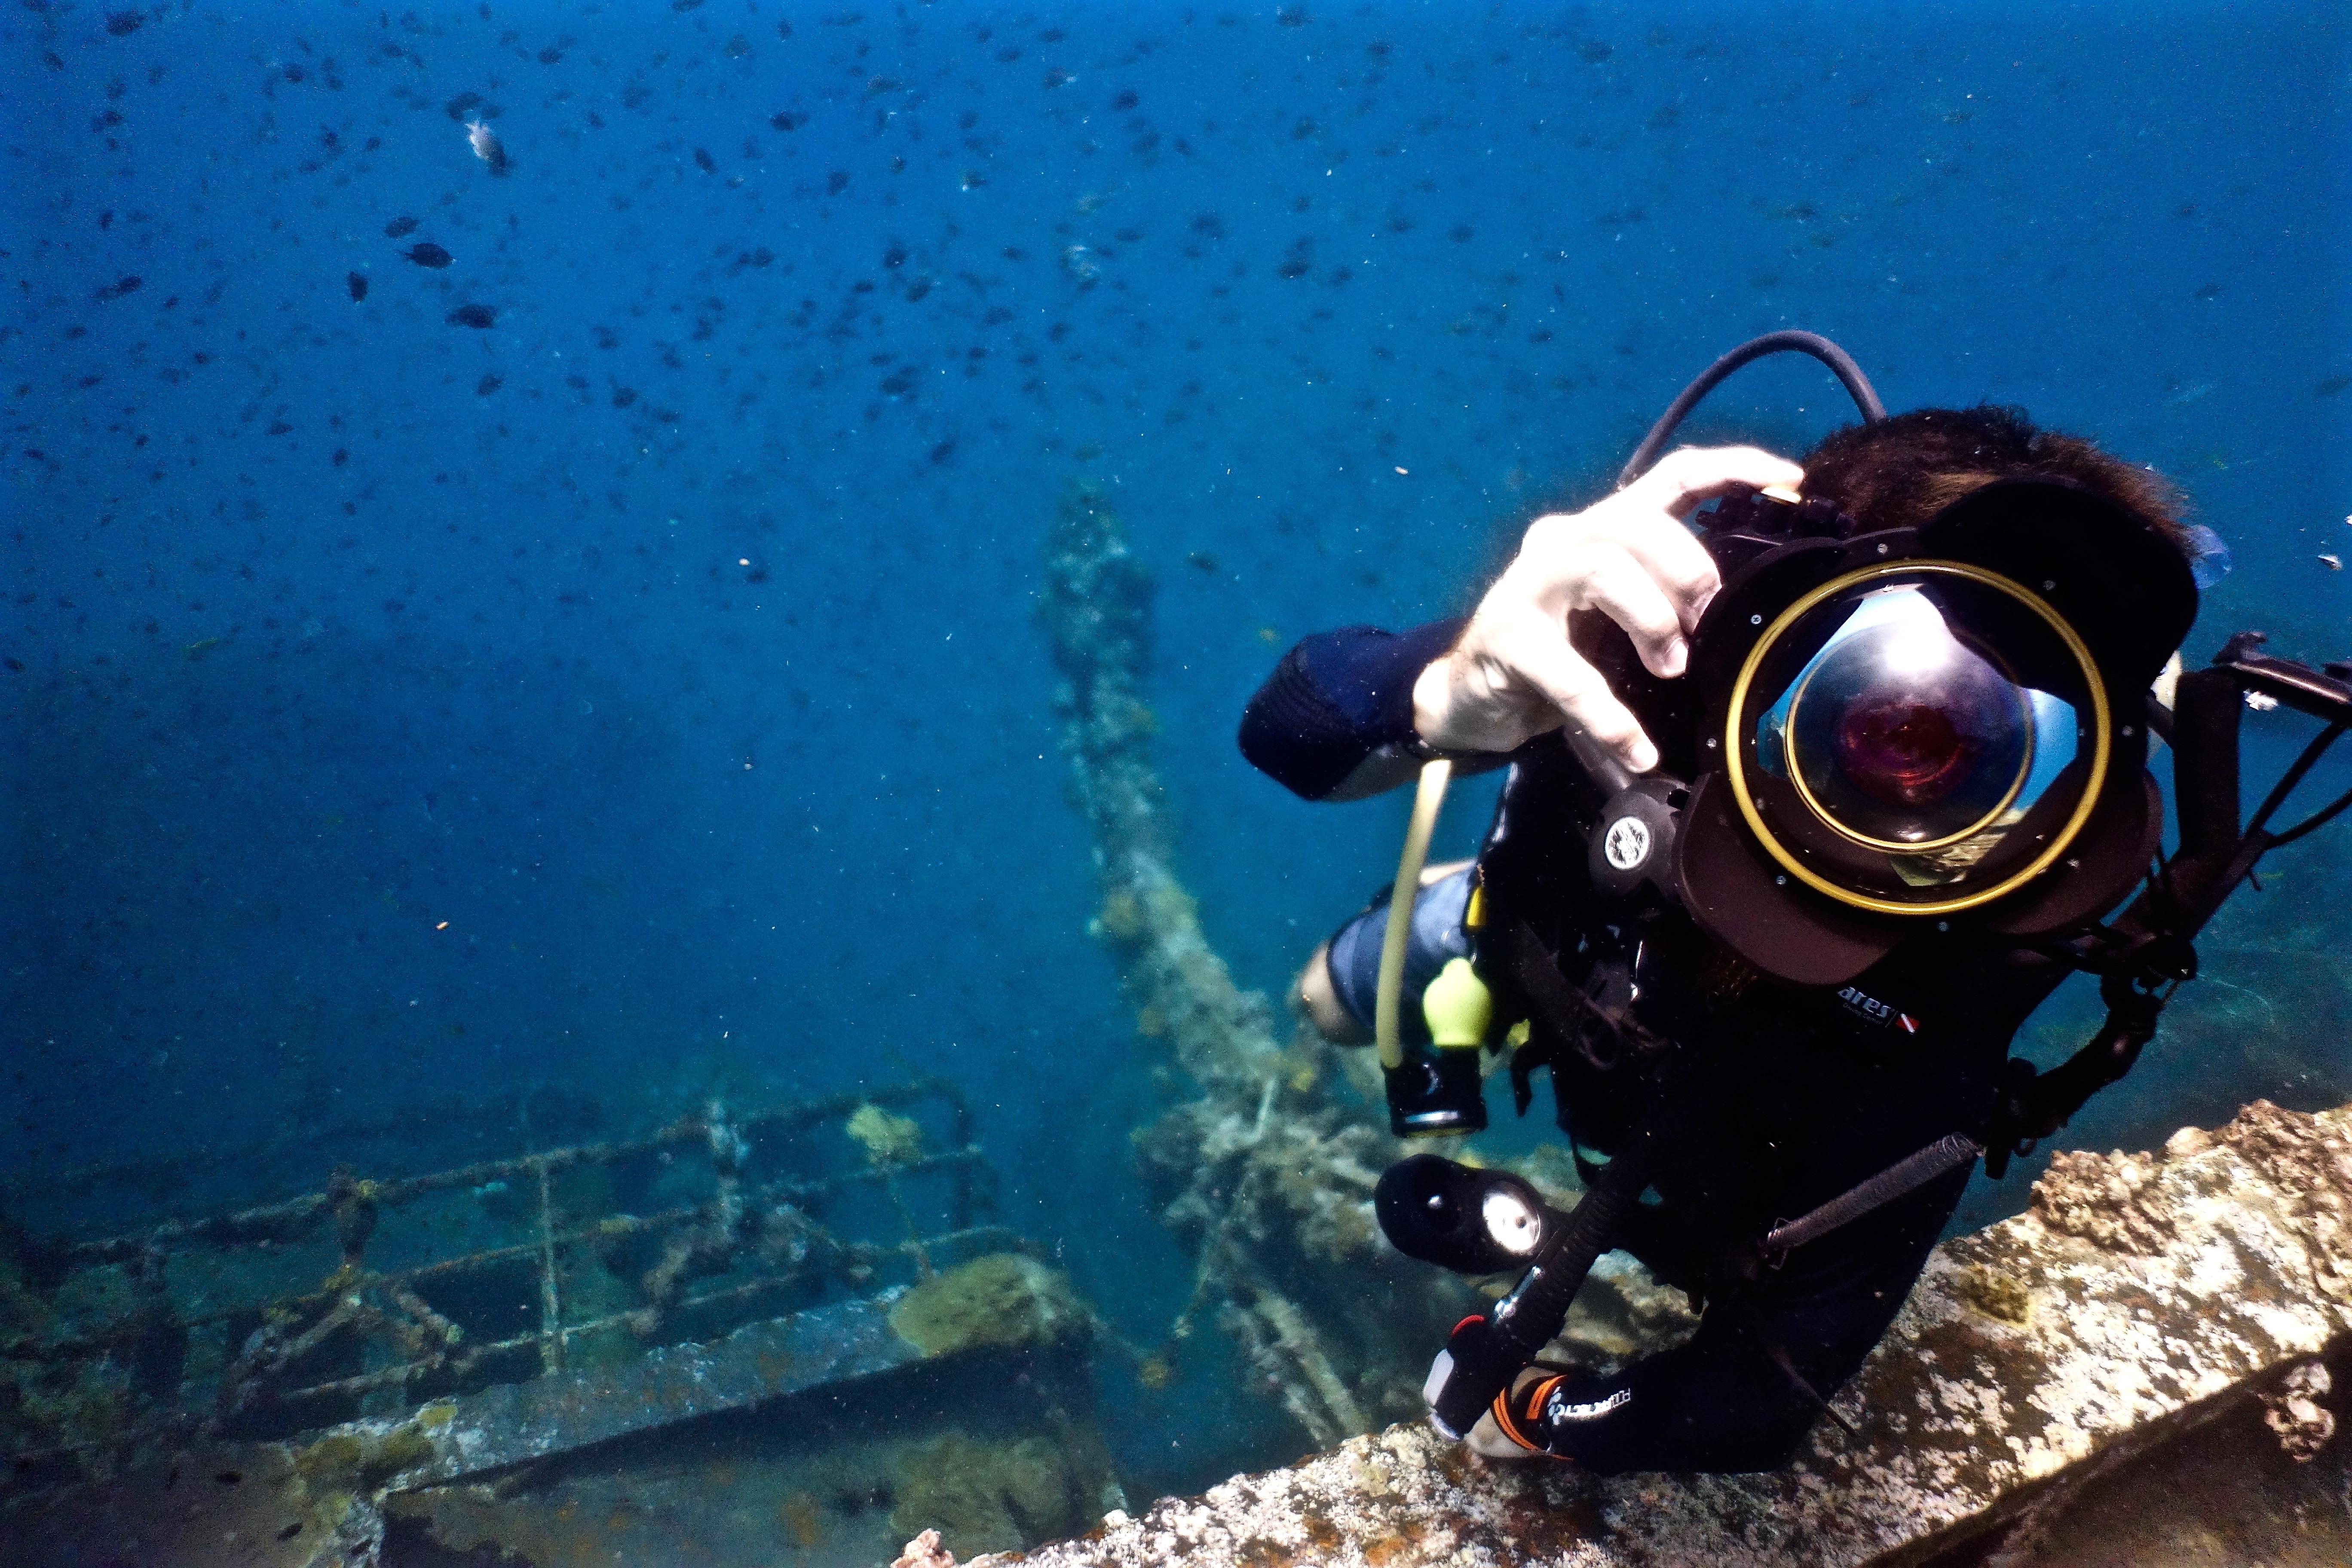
[[973, 1099, 2352, 1567], [365, 1288, 922, 1488], [2, 1080, 1001, 1482]]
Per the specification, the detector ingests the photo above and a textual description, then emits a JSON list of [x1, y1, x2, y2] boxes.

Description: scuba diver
[[1237, 332, 2352, 1472]]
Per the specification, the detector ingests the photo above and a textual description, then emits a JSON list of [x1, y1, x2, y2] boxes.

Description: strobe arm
[[2213, 631, 2352, 729], [1982, 971, 2169, 1179], [1984, 634, 2352, 1178]]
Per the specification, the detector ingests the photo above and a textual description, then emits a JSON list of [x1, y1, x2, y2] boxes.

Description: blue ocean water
[[3, 0, 2348, 1538]]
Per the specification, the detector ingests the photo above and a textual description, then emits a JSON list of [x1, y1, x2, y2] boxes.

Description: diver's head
[[1795, 404, 2197, 565]]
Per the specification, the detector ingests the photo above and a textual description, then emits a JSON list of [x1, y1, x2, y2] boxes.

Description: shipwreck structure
[[0, 1083, 1124, 1565]]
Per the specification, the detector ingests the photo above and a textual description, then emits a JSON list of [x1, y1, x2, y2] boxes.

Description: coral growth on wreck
[[888, 1252, 1090, 1358], [890, 1430, 1107, 1557]]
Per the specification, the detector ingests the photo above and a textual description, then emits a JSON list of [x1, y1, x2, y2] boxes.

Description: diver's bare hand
[[1410, 445, 1804, 773]]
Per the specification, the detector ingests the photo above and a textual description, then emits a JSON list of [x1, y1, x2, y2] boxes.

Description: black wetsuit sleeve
[[1237, 619, 1465, 800], [1535, 1161, 1968, 1474]]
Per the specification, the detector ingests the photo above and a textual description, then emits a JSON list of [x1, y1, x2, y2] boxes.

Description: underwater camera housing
[[1589, 470, 2199, 988], [1376, 330, 2352, 1134]]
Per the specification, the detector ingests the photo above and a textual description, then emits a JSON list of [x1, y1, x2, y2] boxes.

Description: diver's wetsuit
[[1239, 616, 2081, 1473]]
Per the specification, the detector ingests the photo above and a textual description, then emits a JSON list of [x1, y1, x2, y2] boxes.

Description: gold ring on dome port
[[1724, 560, 2112, 917]]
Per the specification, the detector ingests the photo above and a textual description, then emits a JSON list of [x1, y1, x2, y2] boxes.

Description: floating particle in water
[[346, 272, 368, 302], [447, 303, 496, 329], [403, 242, 453, 269], [386, 214, 419, 238]]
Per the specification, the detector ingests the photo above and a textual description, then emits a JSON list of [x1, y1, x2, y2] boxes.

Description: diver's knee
[[1295, 938, 1371, 1044]]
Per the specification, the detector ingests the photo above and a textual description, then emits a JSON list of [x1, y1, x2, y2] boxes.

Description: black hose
[[1616, 330, 1886, 489]]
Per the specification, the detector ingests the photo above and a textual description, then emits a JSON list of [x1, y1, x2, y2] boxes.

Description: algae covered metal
[[0, 1084, 1127, 1565]]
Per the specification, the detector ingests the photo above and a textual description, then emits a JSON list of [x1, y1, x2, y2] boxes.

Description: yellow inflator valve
[[1422, 957, 1493, 1050]]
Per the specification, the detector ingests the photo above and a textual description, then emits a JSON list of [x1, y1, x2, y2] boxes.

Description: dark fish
[[346, 271, 368, 301], [386, 215, 419, 237], [693, 147, 716, 174], [447, 303, 496, 328], [95, 275, 141, 300], [476, 372, 502, 395], [404, 242, 453, 269]]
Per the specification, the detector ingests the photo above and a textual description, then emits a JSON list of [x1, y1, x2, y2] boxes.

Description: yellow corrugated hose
[[1374, 757, 1453, 1071]]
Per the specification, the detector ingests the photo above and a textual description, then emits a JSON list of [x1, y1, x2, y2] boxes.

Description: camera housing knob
[[1588, 776, 1686, 906]]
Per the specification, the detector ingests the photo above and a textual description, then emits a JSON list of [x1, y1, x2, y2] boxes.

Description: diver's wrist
[[1410, 657, 1459, 753]]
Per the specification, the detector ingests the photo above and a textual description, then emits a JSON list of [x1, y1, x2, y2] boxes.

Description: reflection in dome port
[[1731, 564, 2109, 916]]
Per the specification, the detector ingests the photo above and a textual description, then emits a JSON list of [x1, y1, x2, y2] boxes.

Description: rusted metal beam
[[357, 1289, 930, 1488]]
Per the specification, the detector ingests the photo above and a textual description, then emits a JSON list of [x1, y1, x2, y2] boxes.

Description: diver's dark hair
[[1801, 405, 2193, 557]]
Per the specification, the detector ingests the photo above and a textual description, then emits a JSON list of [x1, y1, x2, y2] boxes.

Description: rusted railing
[[1, 1078, 1012, 1472]]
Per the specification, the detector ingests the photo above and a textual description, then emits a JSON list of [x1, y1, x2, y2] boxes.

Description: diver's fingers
[[1528, 538, 1687, 680], [1598, 514, 1720, 635], [1516, 511, 1715, 643], [1490, 609, 1659, 774], [1623, 444, 1805, 518]]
